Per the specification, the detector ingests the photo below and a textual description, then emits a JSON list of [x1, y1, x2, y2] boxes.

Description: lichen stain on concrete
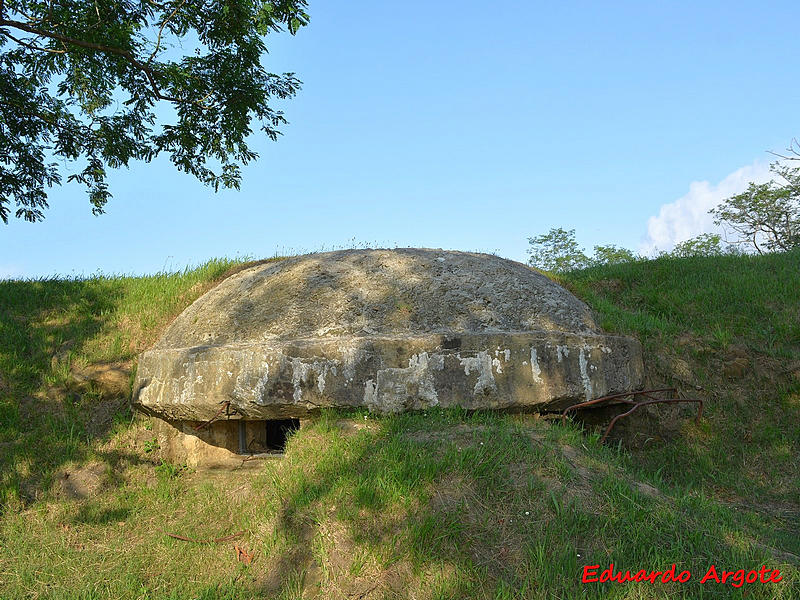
[[578, 345, 593, 401], [253, 361, 269, 403], [290, 358, 310, 402], [364, 378, 376, 407], [459, 350, 498, 395], [316, 363, 327, 393], [290, 357, 337, 401], [530, 348, 543, 383], [366, 352, 444, 413], [230, 350, 272, 404], [556, 345, 570, 362], [338, 344, 359, 382]]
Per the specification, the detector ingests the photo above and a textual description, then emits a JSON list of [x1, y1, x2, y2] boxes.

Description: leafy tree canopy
[[591, 244, 637, 266], [0, 0, 309, 223], [710, 162, 800, 254], [527, 227, 591, 273], [527, 228, 639, 273], [669, 233, 723, 258]]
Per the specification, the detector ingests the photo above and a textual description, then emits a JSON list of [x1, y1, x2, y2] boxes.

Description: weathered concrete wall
[[152, 418, 240, 467], [135, 331, 643, 420]]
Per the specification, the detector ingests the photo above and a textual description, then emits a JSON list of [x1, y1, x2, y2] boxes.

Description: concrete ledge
[[134, 331, 643, 420]]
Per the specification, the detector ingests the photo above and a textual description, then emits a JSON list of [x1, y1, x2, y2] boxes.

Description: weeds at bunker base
[[581, 563, 784, 587]]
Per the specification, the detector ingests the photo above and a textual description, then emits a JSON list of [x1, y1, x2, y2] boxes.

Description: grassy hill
[[0, 251, 798, 599]]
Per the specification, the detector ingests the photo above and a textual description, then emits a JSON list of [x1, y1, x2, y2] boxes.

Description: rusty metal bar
[[560, 388, 703, 443], [560, 387, 677, 420], [193, 400, 232, 431]]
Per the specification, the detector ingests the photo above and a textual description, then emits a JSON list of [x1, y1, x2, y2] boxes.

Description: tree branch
[[0, 17, 187, 104], [147, 0, 187, 64], [0, 28, 66, 53], [767, 137, 800, 161]]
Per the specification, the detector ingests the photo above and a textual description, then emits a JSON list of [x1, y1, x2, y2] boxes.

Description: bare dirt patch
[[18, 394, 66, 422], [71, 361, 132, 398], [53, 461, 107, 500]]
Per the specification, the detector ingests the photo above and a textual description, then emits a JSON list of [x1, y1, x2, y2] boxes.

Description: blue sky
[[3, 1, 799, 278]]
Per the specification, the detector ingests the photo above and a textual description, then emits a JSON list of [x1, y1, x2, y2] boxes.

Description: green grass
[[0, 258, 252, 508], [1, 251, 799, 599], [560, 251, 800, 507], [560, 251, 800, 359]]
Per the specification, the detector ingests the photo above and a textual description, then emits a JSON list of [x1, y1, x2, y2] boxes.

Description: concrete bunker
[[133, 248, 644, 465]]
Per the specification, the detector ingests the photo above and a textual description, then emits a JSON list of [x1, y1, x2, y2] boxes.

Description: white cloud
[[640, 161, 773, 255]]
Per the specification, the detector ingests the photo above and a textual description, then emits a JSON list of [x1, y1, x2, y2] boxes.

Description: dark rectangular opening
[[236, 419, 301, 455], [265, 418, 300, 453]]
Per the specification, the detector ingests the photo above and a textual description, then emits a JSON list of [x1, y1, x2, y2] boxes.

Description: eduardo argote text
[[582, 563, 784, 588]]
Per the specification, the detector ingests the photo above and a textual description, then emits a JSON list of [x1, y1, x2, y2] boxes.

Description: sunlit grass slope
[[0, 250, 798, 599], [561, 251, 800, 507]]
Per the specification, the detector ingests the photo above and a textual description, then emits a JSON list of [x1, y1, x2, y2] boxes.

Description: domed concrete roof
[[134, 249, 642, 421], [155, 248, 597, 348]]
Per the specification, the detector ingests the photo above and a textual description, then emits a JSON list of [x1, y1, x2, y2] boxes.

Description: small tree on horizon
[[669, 233, 724, 258], [710, 163, 800, 254], [527, 228, 639, 273], [527, 228, 591, 273], [591, 244, 638, 266]]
